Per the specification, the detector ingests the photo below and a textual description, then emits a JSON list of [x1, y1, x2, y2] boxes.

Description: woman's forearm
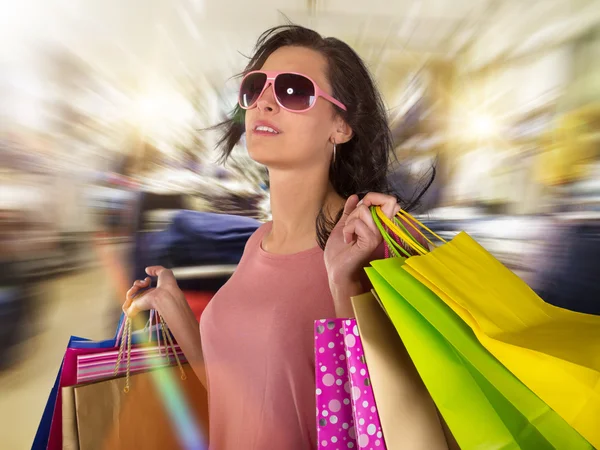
[[156, 293, 207, 387], [330, 278, 364, 318]]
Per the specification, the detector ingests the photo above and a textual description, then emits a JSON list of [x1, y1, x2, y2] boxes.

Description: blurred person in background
[[123, 25, 440, 449]]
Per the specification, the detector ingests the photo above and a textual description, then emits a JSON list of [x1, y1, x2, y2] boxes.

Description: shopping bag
[[34, 311, 162, 450], [66, 363, 208, 450], [314, 319, 386, 449], [62, 314, 208, 450], [34, 335, 126, 450], [350, 292, 451, 450], [342, 319, 385, 449], [373, 206, 600, 447], [32, 336, 87, 450], [368, 258, 592, 449], [34, 310, 135, 449], [61, 385, 79, 450], [367, 259, 591, 449], [76, 343, 186, 384], [315, 319, 357, 448]]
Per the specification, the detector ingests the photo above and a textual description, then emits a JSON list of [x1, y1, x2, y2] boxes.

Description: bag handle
[[372, 206, 446, 256], [372, 206, 427, 256], [114, 317, 133, 392], [158, 313, 186, 380], [371, 207, 411, 258], [395, 208, 446, 246], [114, 310, 186, 393]]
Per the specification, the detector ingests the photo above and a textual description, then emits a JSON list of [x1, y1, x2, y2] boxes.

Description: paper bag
[[351, 292, 449, 450], [76, 344, 186, 384], [315, 318, 386, 449], [73, 364, 208, 450], [315, 319, 357, 448], [61, 386, 79, 450], [402, 231, 600, 447], [342, 319, 385, 448]]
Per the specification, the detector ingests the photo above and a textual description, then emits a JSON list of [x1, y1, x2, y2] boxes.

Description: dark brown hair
[[214, 24, 433, 248]]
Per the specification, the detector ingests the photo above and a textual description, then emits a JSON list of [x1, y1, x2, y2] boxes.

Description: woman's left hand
[[324, 192, 400, 286]]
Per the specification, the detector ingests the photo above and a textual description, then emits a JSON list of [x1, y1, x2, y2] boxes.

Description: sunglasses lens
[[274, 73, 315, 111], [239, 72, 267, 108]]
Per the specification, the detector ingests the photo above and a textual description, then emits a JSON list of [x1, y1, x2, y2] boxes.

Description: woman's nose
[[256, 84, 279, 113]]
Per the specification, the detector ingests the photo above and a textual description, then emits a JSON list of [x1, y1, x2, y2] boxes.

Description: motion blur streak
[[1, 0, 599, 448]]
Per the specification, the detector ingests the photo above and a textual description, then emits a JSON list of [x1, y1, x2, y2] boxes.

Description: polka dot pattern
[[315, 319, 385, 450], [343, 319, 385, 449], [315, 319, 356, 447]]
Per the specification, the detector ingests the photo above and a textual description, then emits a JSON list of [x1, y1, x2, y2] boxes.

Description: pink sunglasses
[[238, 70, 347, 113]]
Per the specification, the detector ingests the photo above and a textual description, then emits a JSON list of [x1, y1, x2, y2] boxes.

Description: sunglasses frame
[[238, 70, 347, 113]]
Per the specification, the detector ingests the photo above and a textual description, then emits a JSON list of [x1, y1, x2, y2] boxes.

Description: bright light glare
[[132, 90, 195, 135], [136, 96, 162, 124], [470, 114, 497, 138]]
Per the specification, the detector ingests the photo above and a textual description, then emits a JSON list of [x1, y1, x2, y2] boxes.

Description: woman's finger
[[360, 192, 398, 219], [345, 204, 379, 237], [125, 285, 140, 302], [133, 277, 151, 289], [146, 266, 176, 287], [343, 216, 358, 244], [124, 287, 155, 317], [124, 277, 151, 312], [343, 217, 380, 249], [126, 278, 150, 300], [123, 289, 136, 313], [125, 302, 140, 318], [122, 295, 132, 312], [337, 195, 360, 228], [145, 266, 166, 277]]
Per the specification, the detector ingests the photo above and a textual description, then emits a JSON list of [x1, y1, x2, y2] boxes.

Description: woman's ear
[[332, 118, 353, 145]]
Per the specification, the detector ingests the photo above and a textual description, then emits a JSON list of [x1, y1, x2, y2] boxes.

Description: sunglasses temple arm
[[318, 91, 347, 111]]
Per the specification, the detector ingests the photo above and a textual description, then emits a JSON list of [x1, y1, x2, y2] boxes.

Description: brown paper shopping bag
[[61, 386, 80, 450], [351, 291, 452, 450], [72, 363, 208, 450]]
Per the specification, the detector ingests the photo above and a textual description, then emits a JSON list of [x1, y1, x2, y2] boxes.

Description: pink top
[[200, 222, 336, 449]]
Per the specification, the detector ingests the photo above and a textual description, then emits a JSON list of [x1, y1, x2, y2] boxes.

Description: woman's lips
[[252, 120, 281, 135]]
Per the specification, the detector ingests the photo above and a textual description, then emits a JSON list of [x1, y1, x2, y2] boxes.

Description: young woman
[[124, 25, 435, 449]]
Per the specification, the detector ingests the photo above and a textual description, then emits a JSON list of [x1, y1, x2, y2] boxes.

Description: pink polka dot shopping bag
[[315, 318, 385, 449]]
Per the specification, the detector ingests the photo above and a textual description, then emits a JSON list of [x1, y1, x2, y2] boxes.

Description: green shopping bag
[[372, 205, 600, 447], [366, 261, 592, 450]]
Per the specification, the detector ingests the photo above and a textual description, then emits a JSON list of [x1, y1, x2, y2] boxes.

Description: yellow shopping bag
[[373, 207, 600, 449]]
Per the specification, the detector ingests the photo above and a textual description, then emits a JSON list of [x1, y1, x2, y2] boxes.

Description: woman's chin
[[247, 147, 285, 167]]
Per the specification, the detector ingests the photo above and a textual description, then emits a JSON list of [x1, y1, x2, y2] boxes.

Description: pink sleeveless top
[[200, 222, 336, 449]]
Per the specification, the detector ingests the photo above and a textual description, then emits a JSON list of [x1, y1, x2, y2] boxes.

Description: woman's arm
[[325, 193, 401, 319], [330, 279, 364, 318]]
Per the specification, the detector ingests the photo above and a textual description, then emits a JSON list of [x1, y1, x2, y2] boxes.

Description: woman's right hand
[[123, 266, 183, 317]]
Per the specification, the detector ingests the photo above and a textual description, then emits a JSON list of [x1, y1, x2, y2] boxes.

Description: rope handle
[[158, 313, 187, 381], [114, 317, 132, 393], [114, 310, 186, 393]]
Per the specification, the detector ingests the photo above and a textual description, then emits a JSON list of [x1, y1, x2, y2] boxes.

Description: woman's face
[[244, 46, 348, 171]]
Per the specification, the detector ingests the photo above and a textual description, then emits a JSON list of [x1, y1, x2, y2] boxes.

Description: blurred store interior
[[1, 0, 600, 447]]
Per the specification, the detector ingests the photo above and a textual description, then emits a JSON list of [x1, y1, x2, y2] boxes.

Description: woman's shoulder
[[244, 221, 272, 249]]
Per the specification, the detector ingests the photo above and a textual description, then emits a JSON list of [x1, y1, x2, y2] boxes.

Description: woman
[[124, 25, 434, 449]]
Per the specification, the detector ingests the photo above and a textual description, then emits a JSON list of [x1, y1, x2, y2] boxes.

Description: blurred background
[[1, 0, 600, 447]]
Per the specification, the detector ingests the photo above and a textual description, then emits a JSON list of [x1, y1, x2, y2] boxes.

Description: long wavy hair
[[213, 24, 434, 249]]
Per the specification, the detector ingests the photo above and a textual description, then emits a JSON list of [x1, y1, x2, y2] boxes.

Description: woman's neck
[[263, 165, 344, 254]]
